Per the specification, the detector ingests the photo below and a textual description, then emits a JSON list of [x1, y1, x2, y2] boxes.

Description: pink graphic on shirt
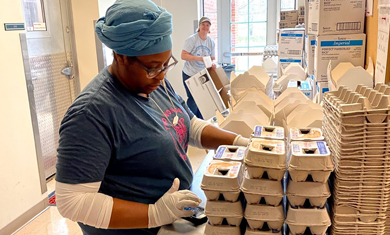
[[162, 107, 189, 161]]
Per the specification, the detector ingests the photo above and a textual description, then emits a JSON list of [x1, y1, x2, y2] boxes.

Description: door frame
[[20, 0, 80, 193]]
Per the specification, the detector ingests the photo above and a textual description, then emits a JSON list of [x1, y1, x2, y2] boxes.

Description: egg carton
[[244, 226, 282, 235], [251, 125, 285, 140], [332, 204, 387, 222], [241, 171, 284, 206], [204, 223, 241, 235], [287, 141, 333, 171], [285, 205, 331, 235], [205, 200, 243, 224], [244, 204, 285, 231], [203, 189, 241, 202], [286, 180, 331, 208], [288, 127, 324, 142], [288, 169, 332, 183], [245, 165, 286, 181], [214, 145, 246, 162], [245, 138, 286, 169], [201, 160, 243, 192]]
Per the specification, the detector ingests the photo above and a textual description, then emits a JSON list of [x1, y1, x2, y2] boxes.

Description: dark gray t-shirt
[[56, 67, 194, 235]]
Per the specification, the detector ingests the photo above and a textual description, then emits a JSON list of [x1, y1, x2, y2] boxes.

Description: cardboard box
[[208, 66, 231, 108], [315, 81, 329, 102], [304, 34, 316, 75], [280, 10, 298, 21], [298, 15, 305, 25], [327, 62, 373, 92], [287, 80, 313, 100], [299, 6, 305, 16], [308, 0, 365, 35], [314, 34, 366, 82], [185, 67, 228, 120], [279, 20, 297, 29], [278, 57, 303, 78], [278, 29, 305, 57]]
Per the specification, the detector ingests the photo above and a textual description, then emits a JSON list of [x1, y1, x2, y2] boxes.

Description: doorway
[[21, 0, 79, 183]]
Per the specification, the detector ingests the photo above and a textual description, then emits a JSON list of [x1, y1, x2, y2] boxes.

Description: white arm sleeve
[[189, 116, 211, 149], [55, 181, 113, 229]]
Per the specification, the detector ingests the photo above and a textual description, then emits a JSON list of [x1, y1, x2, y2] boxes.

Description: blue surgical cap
[[95, 0, 173, 56]]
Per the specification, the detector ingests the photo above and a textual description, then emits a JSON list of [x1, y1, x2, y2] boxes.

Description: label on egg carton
[[214, 145, 246, 162], [252, 125, 285, 140]]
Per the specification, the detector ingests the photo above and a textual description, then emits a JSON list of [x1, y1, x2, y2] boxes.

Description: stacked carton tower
[[322, 84, 390, 234], [285, 127, 333, 234], [243, 125, 286, 234], [201, 146, 246, 235], [305, 0, 366, 103]]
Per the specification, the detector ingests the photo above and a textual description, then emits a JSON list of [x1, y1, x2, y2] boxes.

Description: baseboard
[[1, 198, 49, 235]]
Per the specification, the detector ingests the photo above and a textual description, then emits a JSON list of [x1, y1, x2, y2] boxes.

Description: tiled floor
[[12, 146, 208, 235]]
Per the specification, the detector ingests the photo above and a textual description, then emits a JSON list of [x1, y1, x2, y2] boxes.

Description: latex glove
[[148, 178, 201, 228], [233, 134, 250, 147]]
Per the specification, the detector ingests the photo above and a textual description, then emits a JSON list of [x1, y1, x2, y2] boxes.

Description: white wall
[[71, 0, 100, 91], [151, 0, 199, 100], [0, 0, 47, 232]]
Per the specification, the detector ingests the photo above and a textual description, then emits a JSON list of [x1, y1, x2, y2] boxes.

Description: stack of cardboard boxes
[[279, 7, 305, 29], [305, 0, 366, 102], [322, 84, 390, 234]]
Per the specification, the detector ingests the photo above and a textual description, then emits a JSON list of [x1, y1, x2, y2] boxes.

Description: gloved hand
[[233, 134, 250, 147], [148, 178, 201, 228]]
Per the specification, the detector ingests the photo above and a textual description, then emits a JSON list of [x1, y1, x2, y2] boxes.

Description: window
[[202, 0, 279, 73], [204, 0, 218, 61], [22, 0, 47, 31], [281, 0, 296, 11], [230, 0, 267, 73]]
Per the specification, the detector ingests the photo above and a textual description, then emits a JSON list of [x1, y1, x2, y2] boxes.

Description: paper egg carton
[[246, 165, 286, 181], [241, 171, 284, 206], [285, 205, 331, 235], [204, 223, 241, 235], [244, 204, 285, 231], [245, 138, 286, 169], [244, 226, 282, 235], [203, 190, 241, 202], [214, 145, 246, 162], [201, 160, 243, 192], [288, 127, 324, 143], [286, 180, 331, 208], [205, 200, 243, 226], [251, 125, 285, 140], [287, 141, 333, 171], [288, 169, 332, 183]]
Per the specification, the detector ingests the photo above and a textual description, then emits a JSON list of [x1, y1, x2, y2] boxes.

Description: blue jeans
[[182, 71, 203, 119]]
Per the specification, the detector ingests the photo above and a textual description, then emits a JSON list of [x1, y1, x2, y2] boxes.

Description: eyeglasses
[[133, 55, 178, 79]]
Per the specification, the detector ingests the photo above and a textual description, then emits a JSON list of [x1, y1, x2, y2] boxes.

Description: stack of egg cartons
[[242, 125, 286, 235], [322, 84, 390, 234], [285, 127, 333, 234], [202, 146, 245, 235]]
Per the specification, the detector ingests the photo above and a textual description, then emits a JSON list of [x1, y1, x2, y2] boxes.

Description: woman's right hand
[[148, 178, 201, 228]]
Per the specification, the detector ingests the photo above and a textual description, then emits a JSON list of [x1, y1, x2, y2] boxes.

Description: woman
[[55, 1, 248, 235], [181, 16, 216, 119]]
